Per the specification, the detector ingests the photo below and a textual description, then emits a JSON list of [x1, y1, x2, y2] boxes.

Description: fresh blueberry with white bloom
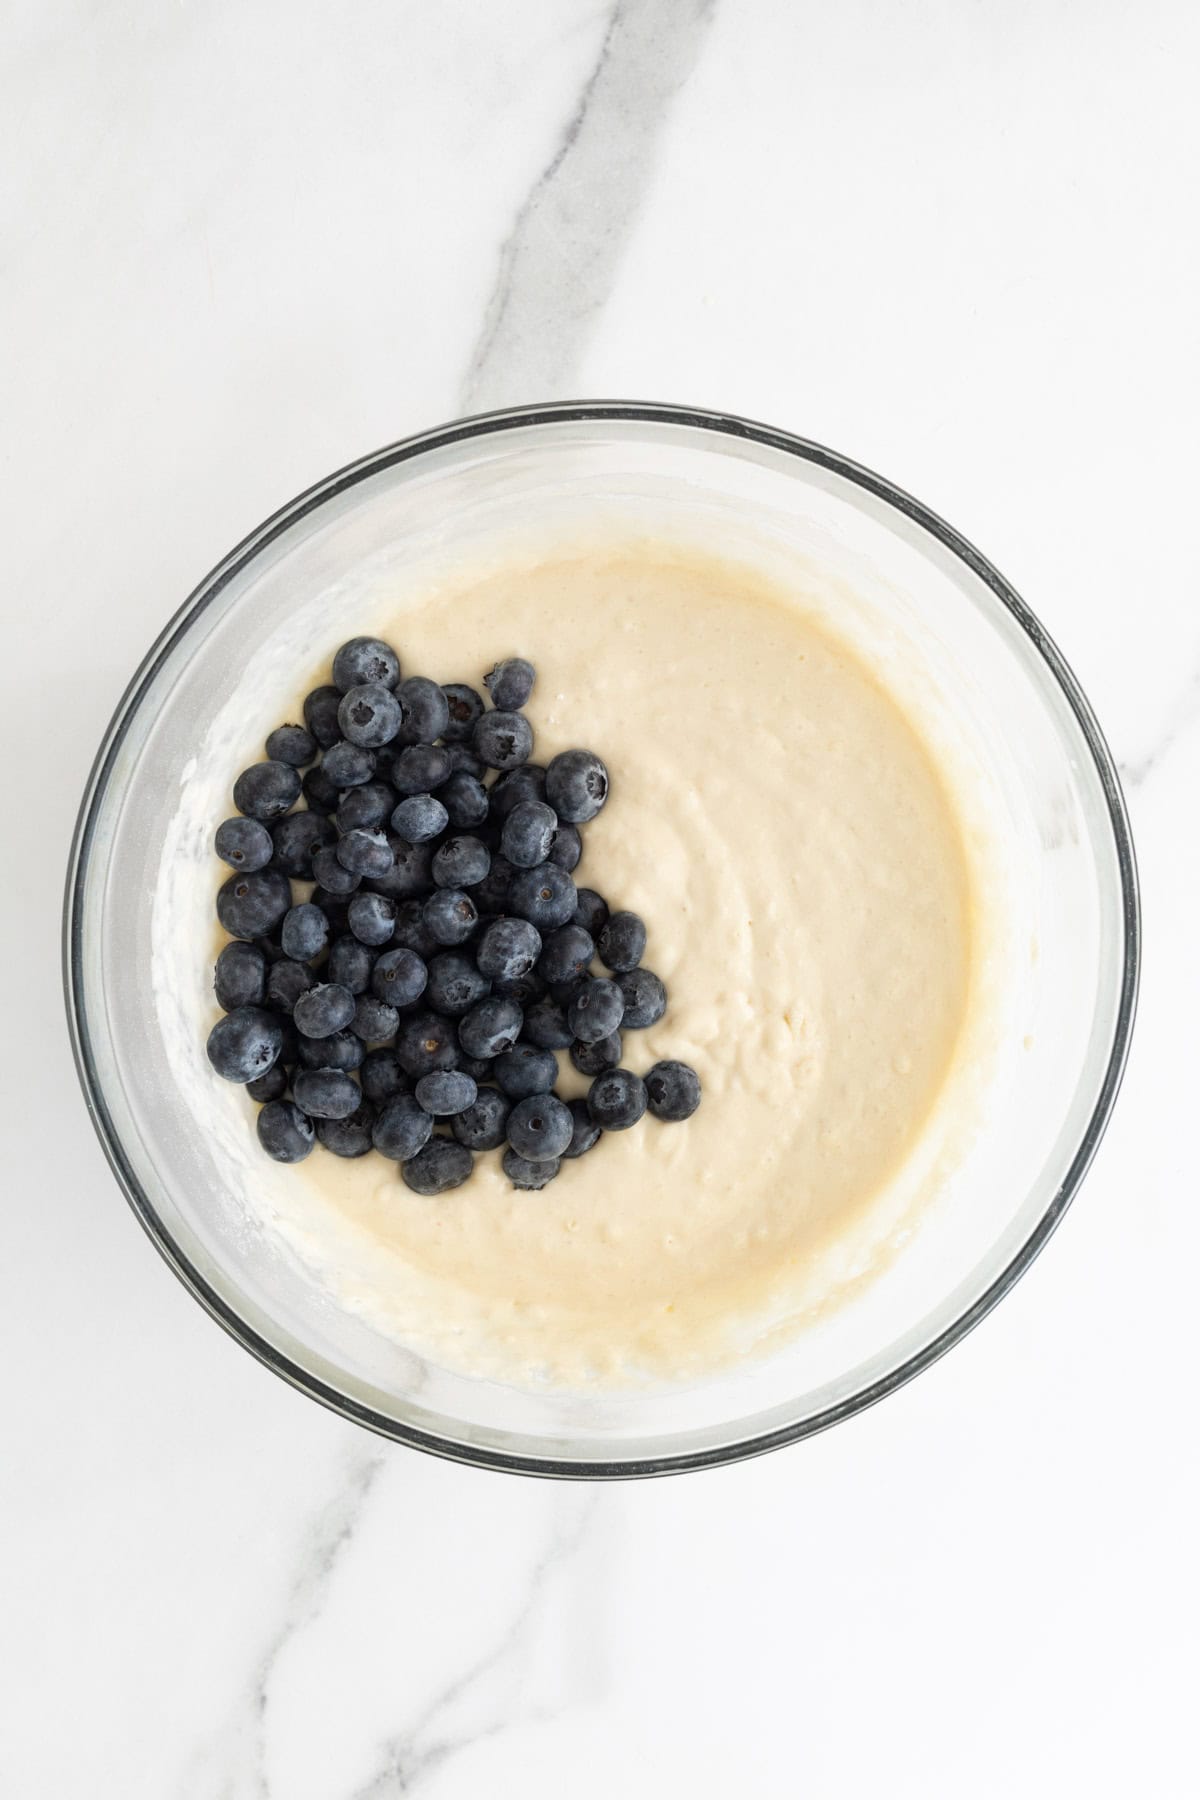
[[303, 684, 344, 748], [567, 976, 624, 1044], [322, 741, 377, 787], [257, 1100, 315, 1163], [423, 888, 479, 947], [271, 810, 335, 876], [562, 1097, 601, 1160], [402, 1139, 474, 1195], [292, 1067, 361, 1120], [570, 1032, 622, 1077], [545, 748, 608, 823], [547, 821, 581, 872], [432, 834, 491, 890], [217, 868, 292, 939], [645, 1060, 702, 1122], [281, 902, 329, 963], [484, 657, 535, 711], [425, 952, 490, 1018], [493, 1042, 558, 1100], [206, 1006, 283, 1082], [265, 723, 316, 766], [370, 946, 428, 1008], [360, 1049, 409, 1104], [233, 760, 302, 822], [395, 1009, 460, 1076], [415, 1070, 478, 1117], [474, 709, 534, 771], [501, 800, 558, 869], [266, 959, 312, 1014], [293, 983, 356, 1039], [507, 864, 578, 931], [616, 967, 667, 1029], [332, 636, 401, 693], [352, 993, 399, 1044], [521, 994, 574, 1050], [502, 1149, 561, 1191], [477, 917, 542, 983], [572, 888, 609, 939], [297, 1028, 364, 1072], [372, 1093, 434, 1162], [215, 816, 274, 871], [391, 793, 449, 843], [438, 770, 490, 829], [214, 940, 267, 1011], [587, 1068, 647, 1131], [441, 682, 485, 742], [506, 1093, 573, 1161], [347, 892, 396, 947], [537, 924, 594, 986], [318, 1100, 377, 1158], [596, 910, 646, 973], [452, 1087, 512, 1151], [310, 845, 361, 896], [397, 676, 450, 746], [336, 828, 394, 878], [335, 782, 394, 833], [459, 995, 523, 1060]]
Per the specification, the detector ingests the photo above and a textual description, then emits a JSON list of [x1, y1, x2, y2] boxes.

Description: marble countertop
[[5, 3, 1198, 1794]]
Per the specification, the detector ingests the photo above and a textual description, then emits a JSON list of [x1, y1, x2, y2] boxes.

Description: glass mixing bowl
[[63, 403, 1139, 1476]]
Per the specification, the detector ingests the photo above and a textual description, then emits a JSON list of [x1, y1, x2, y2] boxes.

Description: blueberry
[[441, 683, 485, 742], [214, 941, 267, 1010], [332, 636, 401, 693], [645, 1060, 702, 1122], [415, 1069, 478, 1116], [546, 749, 609, 824], [471, 853, 515, 916], [257, 1100, 316, 1163], [267, 959, 312, 1014], [303, 685, 344, 749], [477, 917, 542, 983], [588, 1068, 647, 1130], [425, 951, 490, 1018], [292, 1067, 361, 1119], [297, 1028, 364, 1072], [281, 902, 330, 962], [246, 1063, 288, 1103], [452, 1087, 512, 1151], [537, 924, 594, 986], [391, 744, 451, 795], [502, 1149, 561, 1190], [302, 763, 343, 814], [271, 810, 335, 876], [521, 994, 574, 1050], [395, 1009, 460, 1076], [443, 742, 484, 778], [366, 836, 434, 900], [265, 723, 317, 766], [616, 967, 667, 1029], [570, 1032, 621, 1076], [492, 968, 546, 1007], [562, 1097, 601, 1160], [489, 764, 546, 822], [507, 1093, 573, 1161], [397, 676, 450, 746], [206, 1006, 283, 1082], [391, 794, 449, 843], [457, 1053, 494, 1083], [500, 800, 557, 869], [310, 845, 361, 896], [432, 835, 491, 890], [474, 710, 534, 771], [402, 1139, 474, 1195], [328, 935, 375, 994], [423, 888, 478, 947], [370, 947, 428, 1007], [507, 864, 577, 931], [597, 911, 646, 973], [293, 983, 356, 1038], [217, 869, 292, 940], [317, 1099, 377, 1158], [233, 760, 302, 822], [437, 770, 489, 829], [567, 976, 624, 1044], [353, 993, 400, 1044], [493, 1042, 558, 1099], [348, 892, 396, 947], [215, 816, 274, 871], [322, 742, 377, 788], [336, 829, 394, 878], [372, 1093, 433, 1161], [484, 657, 535, 711], [392, 899, 438, 958], [546, 821, 581, 872], [335, 782, 395, 833], [459, 995, 523, 1060], [573, 888, 609, 939]]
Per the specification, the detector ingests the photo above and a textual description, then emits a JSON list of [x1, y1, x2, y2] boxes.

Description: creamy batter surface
[[265, 545, 976, 1384]]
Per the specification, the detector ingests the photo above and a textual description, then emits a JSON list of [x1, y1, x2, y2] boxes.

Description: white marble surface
[[4, 2, 1199, 1793]]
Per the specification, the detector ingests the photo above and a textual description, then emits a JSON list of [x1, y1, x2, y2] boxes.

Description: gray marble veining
[[462, 0, 716, 412]]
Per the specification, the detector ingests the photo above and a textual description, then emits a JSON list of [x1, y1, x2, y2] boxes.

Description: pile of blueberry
[[206, 637, 701, 1193]]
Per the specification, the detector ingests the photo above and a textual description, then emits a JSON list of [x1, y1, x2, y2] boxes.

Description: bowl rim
[[62, 399, 1141, 1479]]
